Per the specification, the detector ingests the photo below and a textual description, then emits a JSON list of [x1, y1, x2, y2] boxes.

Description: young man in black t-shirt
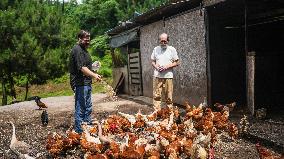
[[69, 30, 101, 133]]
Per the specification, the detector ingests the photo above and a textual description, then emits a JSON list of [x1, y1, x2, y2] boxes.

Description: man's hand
[[94, 73, 102, 81], [158, 66, 165, 72], [81, 67, 102, 81], [155, 64, 166, 72], [161, 62, 177, 71]]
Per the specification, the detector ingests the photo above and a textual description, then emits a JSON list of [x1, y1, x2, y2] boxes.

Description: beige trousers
[[153, 77, 173, 110]]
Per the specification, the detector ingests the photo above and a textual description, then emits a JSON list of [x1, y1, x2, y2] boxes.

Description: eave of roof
[[107, 0, 202, 36]]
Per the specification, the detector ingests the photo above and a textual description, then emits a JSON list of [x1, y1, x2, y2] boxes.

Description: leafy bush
[[51, 74, 69, 84], [96, 53, 113, 77], [90, 34, 110, 57], [112, 48, 128, 67], [98, 67, 112, 78], [15, 75, 28, 87]]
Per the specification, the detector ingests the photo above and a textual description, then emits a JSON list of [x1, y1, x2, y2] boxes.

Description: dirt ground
[[0, 93, 281, 158]]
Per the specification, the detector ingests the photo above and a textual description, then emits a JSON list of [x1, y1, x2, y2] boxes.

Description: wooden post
[[127, 45, 131, 95], [246, 51, 255, 115], [204, 8, 211, 107]]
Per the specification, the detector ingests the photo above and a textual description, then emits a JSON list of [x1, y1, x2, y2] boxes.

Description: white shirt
[[151, 45, 179, 78]]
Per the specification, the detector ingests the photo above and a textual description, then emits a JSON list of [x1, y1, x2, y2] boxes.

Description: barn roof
[[107, 0, 284, 47], [107, 0, 202, 36]]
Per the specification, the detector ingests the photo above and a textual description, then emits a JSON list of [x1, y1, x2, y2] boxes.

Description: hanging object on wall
[[199, 2, 204, 16]]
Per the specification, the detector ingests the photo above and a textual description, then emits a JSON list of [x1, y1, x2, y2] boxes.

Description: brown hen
[[213, 111, 229, 130], [256, 143, 284, 159], [228, 122, 238, 139], [46, 132, 64, 157]]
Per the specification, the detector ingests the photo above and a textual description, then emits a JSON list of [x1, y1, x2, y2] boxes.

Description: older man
[[151, 33, 179, 110]]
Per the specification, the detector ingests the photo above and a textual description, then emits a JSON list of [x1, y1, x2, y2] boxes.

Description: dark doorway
[[207, 1, 247, 107], [249, 20, 284, 114], [207, 0, 284, 115]]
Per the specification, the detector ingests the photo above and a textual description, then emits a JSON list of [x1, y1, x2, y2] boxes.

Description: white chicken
[[81, 122, 101, 144], [118, 112, 136, 125], [166, 112, 174, 130], [9, 121, 34, 159]]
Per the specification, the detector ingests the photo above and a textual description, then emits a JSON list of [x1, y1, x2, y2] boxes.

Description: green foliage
[[0, 1, 78, 77], [90, 34, 110, 56], [90, 52, 113, 78], [0, 8, 17, 65], [15, 75, 28, 87], [112, 48, 128, 67], [41, 47, 66, 80], [116, 0, 169, 21], [0, 0, 8, 10], [88, 34, 113, 77], [98, 67, 112, 78], [51, 74, 69, 84], [70, 0, 122, 36], [97, 53, 113, 77], [0, 0, 79, 104]]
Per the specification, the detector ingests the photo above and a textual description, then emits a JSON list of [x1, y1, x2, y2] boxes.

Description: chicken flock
[[45, 101, 245, 159]]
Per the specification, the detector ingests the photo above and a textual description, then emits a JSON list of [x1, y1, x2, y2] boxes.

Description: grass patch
[[0, 76, 112, 106]]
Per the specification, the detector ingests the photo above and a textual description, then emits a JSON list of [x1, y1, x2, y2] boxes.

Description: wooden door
[[128, 52, 143, 96]]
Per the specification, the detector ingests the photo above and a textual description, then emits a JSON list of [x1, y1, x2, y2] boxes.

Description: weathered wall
[[140, 10, 207, 105]]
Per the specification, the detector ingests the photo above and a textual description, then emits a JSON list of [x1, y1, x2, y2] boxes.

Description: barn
[[108, 0, 284, 116]]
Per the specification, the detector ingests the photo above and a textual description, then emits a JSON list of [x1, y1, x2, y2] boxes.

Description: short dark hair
[[77, 30, 90, 39]]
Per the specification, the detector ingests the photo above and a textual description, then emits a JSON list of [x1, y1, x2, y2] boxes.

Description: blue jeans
[[74, 85, 92, 133]]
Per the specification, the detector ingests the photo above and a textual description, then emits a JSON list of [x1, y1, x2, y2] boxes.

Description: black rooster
[[41, 110, 48, 126], [34, 96, 47, 109]]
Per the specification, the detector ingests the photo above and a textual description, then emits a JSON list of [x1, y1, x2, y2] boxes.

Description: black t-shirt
[[69, 44, 92, 90]]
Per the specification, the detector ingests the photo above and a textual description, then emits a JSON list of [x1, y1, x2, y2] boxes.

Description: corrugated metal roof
[[109, 27, 139, 48], [107, 0, 202, 36]]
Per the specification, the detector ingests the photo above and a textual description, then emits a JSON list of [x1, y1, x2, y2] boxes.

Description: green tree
[[0, 0, 79, 104], [116, 0, 168, 21], [90, 34, 109, 57], [0, 7, 18, 104], [71, 0, 122, 36], [13, 32, 43, 100]]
